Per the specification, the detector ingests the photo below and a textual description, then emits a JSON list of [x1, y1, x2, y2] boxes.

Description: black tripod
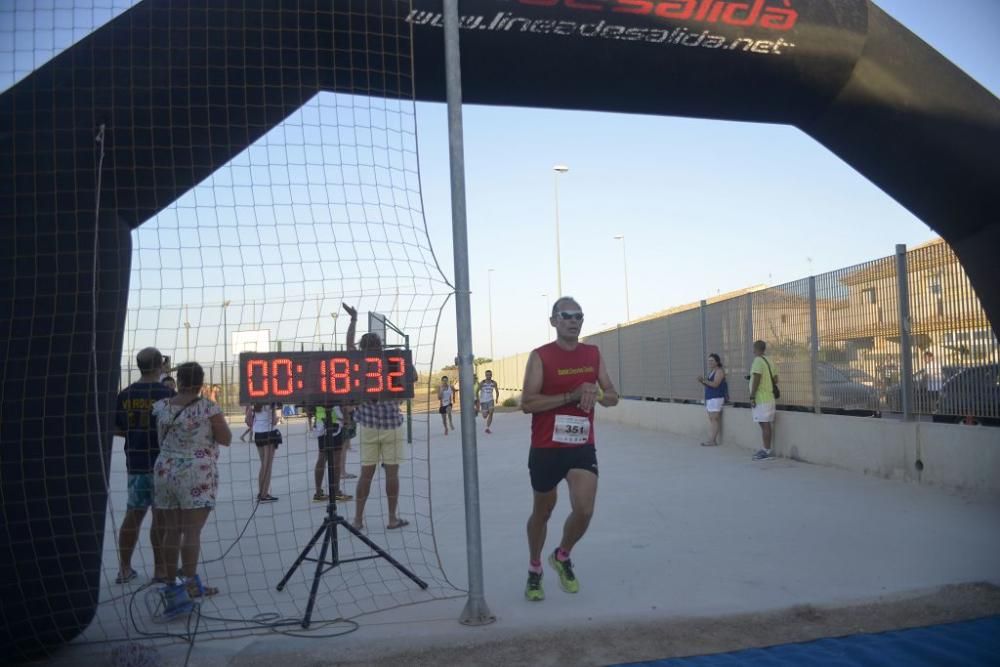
[[276, 434, 428, 628]]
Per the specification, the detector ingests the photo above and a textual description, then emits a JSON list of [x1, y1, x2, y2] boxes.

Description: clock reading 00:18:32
[[237, 350, 415, 404]]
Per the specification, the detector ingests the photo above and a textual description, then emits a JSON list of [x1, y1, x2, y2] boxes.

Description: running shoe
[[313, 491, 329, 502], [752, 449, 775, 461], [548, 549, 579, 594], [525, 571, 544, 601], [335, 492, 353, 501]]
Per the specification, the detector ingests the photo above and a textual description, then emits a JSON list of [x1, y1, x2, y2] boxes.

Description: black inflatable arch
[[1, 0, 998, 657]]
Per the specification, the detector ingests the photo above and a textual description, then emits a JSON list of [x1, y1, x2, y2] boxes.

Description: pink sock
[[529, 560, 542, 574], [556, 547, 570, 562]]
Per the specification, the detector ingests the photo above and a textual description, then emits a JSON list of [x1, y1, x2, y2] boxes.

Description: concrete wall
[[596, 399, 1000, 493]]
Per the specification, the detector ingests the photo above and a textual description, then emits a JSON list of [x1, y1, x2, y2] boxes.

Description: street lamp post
[[552, 164, 569, 297], [314, 298, 323, 348], [330, 313, 339, 350], [221, 299, 231, 410], [614, 234, 631, 322], [487, 268, 495, 359]]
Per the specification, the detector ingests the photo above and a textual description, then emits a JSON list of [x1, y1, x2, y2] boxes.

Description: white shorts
[[705, 398, 725, 413], [752, 402, 776, 423]]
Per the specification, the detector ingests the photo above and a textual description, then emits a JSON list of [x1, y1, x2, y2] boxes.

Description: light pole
[[487, 268, 495, 359], [314, 297, 323, 347], [221, 299, 231, 410], [330, 313, 339, 350], [613, 234, 631, 322], [183, 304, 191, 360], [552, 164, 569, 297]]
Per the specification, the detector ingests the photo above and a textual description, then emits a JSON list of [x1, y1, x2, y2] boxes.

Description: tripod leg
[[341, 520, 429, 589], [302, 521, 334, 628], [276, 520, 328, 591]]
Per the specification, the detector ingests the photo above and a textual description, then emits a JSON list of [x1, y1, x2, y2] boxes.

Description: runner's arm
[[596, 357, 619, 408]]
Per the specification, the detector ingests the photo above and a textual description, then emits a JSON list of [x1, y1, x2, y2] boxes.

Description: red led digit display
[[387, 356, 406, 392], [247, 359, 269, 397], [365, 356, 384, 393], [330, 358, 350, 394], [238, 350, 415, 405], [272, 358, 294, 396]]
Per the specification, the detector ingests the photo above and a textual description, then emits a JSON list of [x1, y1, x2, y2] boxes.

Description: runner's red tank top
[[531, 341, 601, 449]]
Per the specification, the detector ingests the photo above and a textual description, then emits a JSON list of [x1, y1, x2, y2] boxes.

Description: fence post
[[808, 277, 821, 415], [745, 292, 755, 371], [895, 244, 914, 421], [664, 316, 672, 400], [616, 325, 623, 394], [700, 300, 708, 377], [405, 333, 412, 444]]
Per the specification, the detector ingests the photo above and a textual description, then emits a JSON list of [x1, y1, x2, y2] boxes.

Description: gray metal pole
[[664, 315, 673, 399], [808, 277, 821, 415], [700, 299, 708, 377], [616, 324, 623, 394], [405, 333, 412, 445], [487, 269, 495, 359], [443, 0, 494, 627], [895, 244, 915, 421], [222, 299, 230, 411], [554, 173, 563, 297]]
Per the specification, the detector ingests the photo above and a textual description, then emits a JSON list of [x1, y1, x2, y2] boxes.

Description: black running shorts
[[317, 429, 344, 451], [528, 445, 598, 493]]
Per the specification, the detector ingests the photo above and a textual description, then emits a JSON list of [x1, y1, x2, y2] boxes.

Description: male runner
[[438, 375, 457, 435], [520, 297, 618, 601], [478, 369, 500, 434]]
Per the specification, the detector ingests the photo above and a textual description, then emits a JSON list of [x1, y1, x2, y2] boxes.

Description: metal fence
[[490, 240, 1000, 424]]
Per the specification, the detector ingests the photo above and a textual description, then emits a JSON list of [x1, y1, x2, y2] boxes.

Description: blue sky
[[415, 0, 1000, 362], [2, 1, 998, 369]]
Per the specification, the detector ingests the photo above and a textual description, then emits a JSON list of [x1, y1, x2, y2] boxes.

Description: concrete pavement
[[47, 410, 1000, 665]]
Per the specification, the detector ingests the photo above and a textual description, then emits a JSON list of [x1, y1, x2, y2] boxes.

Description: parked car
[[883, 365, 962, 414], [815, 363, 880, 414], [933, 364, 1000, 426]]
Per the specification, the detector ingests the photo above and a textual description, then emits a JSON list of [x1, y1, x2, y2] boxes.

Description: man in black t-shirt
[[114, 347, 174, 584]]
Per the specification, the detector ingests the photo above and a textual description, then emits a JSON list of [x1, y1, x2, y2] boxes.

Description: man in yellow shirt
[[748, 340, 778, 461]]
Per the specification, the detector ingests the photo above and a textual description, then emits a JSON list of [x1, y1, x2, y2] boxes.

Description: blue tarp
[[616, 616, 1000, 667]]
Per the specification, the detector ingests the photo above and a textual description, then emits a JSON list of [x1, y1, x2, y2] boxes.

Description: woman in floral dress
[[152, 362, 231, 598]]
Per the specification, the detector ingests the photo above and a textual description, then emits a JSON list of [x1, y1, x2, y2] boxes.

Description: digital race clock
[[237, 350, 415, 405]]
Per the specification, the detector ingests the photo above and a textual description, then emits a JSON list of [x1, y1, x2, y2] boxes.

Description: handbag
[[763, 357, 781, 399]]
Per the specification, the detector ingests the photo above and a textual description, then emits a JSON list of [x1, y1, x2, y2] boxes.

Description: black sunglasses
[[557, 311, 584, 321]]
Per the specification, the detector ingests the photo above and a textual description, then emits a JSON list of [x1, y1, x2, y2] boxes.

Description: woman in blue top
[[697, 353, 728, 447]]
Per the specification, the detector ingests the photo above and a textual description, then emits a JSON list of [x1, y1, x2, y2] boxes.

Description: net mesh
[[1, 0, 462, 655]]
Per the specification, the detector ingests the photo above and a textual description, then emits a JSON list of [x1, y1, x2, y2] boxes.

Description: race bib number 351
[[553, 414, 590, 445]]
